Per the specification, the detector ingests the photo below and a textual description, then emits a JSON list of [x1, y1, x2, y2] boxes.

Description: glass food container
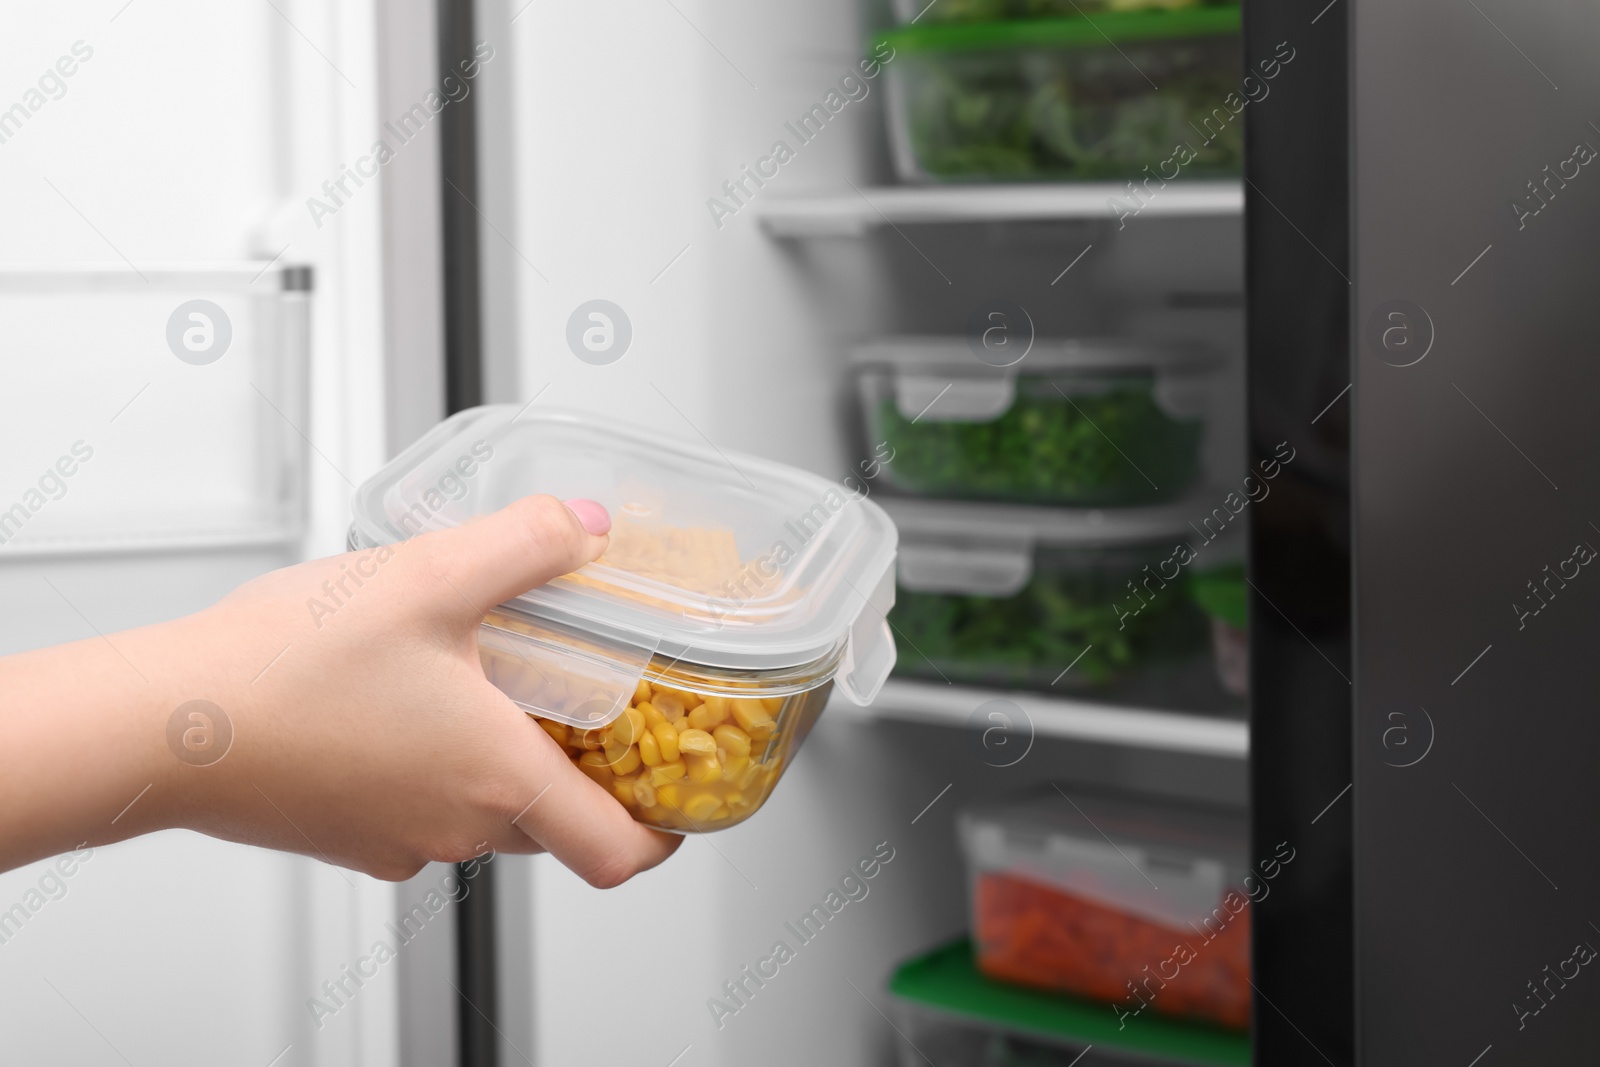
[[349, 405, 899, 833], [959, 791, 1252, 1031], [875, 9, 1243, 183], [853, 337, 1217, 507], [883, 497, 1214, 696]]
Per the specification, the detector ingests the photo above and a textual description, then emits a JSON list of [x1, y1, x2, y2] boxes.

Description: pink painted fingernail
[[563, 498, 611, 536]]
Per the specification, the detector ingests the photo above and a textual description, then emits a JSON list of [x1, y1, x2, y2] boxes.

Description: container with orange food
[[959, 791, 1251, 1031], [350, 405, 899, 832]]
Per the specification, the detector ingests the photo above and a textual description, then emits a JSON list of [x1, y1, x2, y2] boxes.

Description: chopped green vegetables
[[890, 546, 1209, 690], [886, 21, 1243, 182], [874, 379, 1202, 505]]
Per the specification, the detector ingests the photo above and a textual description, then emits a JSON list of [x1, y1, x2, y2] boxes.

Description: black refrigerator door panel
[[1245, 0, 1355, 1062], [1254, 0, 1600, 1062], [1253, 0, 1600, 1063], [1353, 0, 1600, 1063]]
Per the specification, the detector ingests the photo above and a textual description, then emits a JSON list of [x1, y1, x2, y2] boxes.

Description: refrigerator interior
[[488, 1, 1252, 1064]]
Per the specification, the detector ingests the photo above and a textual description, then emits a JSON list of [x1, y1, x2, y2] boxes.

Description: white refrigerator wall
[[0, 3, 397, 1066], [499, 3, 1245, 1067]]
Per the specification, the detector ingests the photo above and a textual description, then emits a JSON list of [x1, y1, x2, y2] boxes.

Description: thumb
[[417, 495, 611, 616]]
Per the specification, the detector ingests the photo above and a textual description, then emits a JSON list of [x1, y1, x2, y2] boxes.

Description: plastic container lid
[[884, 496, 1209, 596], [960, 790, 1247, 930], [853, 336, 1217, 423], [853, 336, 1215, 375], [349, 405, 900, 725]]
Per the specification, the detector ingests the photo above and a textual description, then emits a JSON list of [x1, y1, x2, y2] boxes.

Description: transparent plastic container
[[1191, 563, 1247, 697], [960, 791, 1251, 1031], [883, 498, 1213, 695], [889, 0, 1207, 25], [854, 337, 1216, 507], [887, 939, 1252, 1066], [890, 1000, 1148, 1067], [349, 405, 899, 833], [876, 10, 1244, 183]]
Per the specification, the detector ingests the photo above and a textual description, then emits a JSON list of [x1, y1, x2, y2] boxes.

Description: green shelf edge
[[873, 6, 1241, 54], [887, 939, 1251, 1067]]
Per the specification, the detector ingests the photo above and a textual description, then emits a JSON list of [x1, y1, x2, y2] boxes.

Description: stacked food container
[[856, 0, 1251, 1063], [885, 791, 1252, 1067], [876, 1, 1244, 184], [852, 319, 1246, 702]]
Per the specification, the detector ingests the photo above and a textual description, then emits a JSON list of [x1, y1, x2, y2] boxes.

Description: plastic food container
[[1190, 563, 1247, 697], [883, 498, 1212, 695], [349, 405, 898, 833], [854, 337, 1216, 507], [889, 0, 1206, 25], [890, 999, 1148, 1067], [960, 791, 1251, 1031], [876, 9, 1243, 183], [888, 939, 1251, 1067]]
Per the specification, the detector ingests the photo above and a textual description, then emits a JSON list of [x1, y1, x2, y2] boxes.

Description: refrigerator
[[2, 0, 1597, 1065]]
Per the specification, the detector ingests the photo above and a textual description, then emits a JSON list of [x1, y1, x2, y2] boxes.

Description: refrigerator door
[[0, 5, 394, 1067], [1251, 0, 1600, 1062], [1352, 0, 1600, 1062]]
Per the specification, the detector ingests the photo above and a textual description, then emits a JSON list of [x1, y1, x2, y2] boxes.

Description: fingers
[[419, 495, 611, 616], [509, 733, 683, 888]]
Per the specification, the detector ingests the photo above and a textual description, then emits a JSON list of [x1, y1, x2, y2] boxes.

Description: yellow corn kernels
[[735, 760, 765, 790], [681, 793, 722, 822], [655, 685, 703, 711], [604, 742, 642, 777], [687, 702, 728, 732], [650, 759, 687, 785], [530, 673, 812, 832], [651, 722, 681, 762], [677, 729, 717, 756], [609, 706, 645, 746], [577, 750, 612, 786], [653, 693, 687, 722], [712, 724, 751, 758], [730, 699, 775, 737], [686, 752, 723, 783]]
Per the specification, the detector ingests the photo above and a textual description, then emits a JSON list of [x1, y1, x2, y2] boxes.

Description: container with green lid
[[1191, 562, 1247, 697], [887, 939, 1251, 1066], [890, 0, 1217, 27], [875, 8, 1243, 183]]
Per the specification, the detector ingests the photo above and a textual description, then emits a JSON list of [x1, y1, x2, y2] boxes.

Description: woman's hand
[[0, 496, 682, 885]]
